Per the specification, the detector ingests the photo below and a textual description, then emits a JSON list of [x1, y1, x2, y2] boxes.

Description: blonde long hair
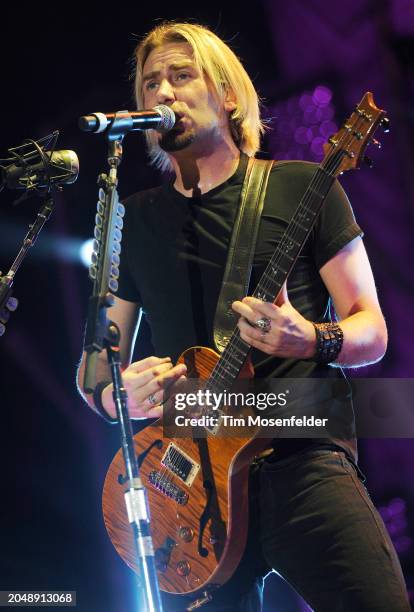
[[133, 22, 265, 172]]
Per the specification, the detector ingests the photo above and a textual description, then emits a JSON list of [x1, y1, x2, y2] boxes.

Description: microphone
[[78, 105, 176, 134], [2, 150, 79, 190]]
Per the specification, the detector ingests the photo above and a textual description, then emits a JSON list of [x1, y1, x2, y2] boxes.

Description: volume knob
[[178, 527, 194, 542], [176, 560, 191, 576]]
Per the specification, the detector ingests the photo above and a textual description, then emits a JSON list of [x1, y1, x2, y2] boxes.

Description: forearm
[[233, 296, 387, 368], [331, 310, 388, 368], [76, 351, 112, 415]]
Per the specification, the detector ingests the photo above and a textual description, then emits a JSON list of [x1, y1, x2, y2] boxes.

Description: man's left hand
[[232, 283, 316, 359]]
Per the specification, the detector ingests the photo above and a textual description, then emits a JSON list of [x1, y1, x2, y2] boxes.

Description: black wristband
[[93, 380, 117, 424], [312, 322, 344, 365]]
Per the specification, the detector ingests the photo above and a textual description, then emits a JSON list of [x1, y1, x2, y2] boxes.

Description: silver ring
[[148, 393, 158, 406], [254, 317, 272, 333]]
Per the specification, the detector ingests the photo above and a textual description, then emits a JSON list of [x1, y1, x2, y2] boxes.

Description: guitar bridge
[[149, 471, 189, 505], [161, 443, 200, 487]]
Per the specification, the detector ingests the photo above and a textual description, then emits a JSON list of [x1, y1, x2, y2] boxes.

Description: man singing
[[78, 22, 410, 611]]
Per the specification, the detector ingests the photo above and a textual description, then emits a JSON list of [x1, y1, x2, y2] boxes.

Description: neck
[[169, 138, 241, 197]]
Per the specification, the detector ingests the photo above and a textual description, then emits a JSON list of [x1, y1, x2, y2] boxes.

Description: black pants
[[163, 449, 411, 611]]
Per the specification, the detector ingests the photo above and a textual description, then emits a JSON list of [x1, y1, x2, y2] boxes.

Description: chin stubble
[[159, 128, 196, 152]]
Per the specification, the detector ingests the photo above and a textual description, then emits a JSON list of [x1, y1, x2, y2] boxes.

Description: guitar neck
[[207, 157, 343, 394]]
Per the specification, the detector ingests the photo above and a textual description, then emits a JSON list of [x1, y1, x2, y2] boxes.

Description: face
[[142, 42, 234, 154]]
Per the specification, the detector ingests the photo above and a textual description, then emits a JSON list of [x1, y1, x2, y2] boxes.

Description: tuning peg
[[363, 156, 374, 168], [380, 117, 390, 133]]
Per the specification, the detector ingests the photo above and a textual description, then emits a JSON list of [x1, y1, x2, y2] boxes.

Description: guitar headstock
[[323, 92, 388, 175]]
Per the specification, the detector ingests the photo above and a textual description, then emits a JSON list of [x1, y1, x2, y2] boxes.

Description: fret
[[276, 265, 288, 275], [285, 236, 302, 247], [308, 186, 326, 199], [222, 360, 239, 373], [224, 348, 244, 365], [278, 250, 295, 262], [299, 204, 317, 217], [255, 288, 274, 302], [217, 362, 238, 377], [263, 263, 289, 282], [290, 218, 309, 233], [262, 270, 276, 284], [213, 370, 227, 382]]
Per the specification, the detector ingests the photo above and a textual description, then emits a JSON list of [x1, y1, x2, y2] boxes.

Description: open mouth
[[171, 114, 186, 132]]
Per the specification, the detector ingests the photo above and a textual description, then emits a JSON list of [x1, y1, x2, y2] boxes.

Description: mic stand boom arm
[[82, 112, 163, 612]]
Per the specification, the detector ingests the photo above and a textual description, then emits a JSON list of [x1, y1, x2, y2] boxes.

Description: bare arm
[[318, 236, 387, 367], [76, 295, 186, 419], [232, 237, 387, 368]]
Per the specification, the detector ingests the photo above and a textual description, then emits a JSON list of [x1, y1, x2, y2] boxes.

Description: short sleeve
[[311, 177, 363, 270]]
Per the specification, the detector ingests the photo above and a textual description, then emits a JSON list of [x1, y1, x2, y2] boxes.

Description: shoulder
[[269, 159, 319, 180], [267, 158, 349, 204], [120, 185, 167, 230], [263, 160, 321, 213], [122, 184, 164, 214]]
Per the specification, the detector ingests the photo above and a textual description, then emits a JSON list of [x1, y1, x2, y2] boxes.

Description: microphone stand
[[0, 195, 55, 334], [83, 112, 163, 612], [0, 130, 79, 335]]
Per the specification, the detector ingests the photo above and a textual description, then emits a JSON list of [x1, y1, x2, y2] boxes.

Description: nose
[[156, 78, 175, 105]]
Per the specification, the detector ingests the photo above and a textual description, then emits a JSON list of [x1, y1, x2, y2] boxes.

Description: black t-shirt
[[117, 154, 363, 460]]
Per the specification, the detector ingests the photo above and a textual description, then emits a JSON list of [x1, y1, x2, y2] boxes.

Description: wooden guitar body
[[102, 346, 269, 597]]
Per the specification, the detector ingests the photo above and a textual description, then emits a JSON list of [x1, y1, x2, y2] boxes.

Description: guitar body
[[102, 346, 269, 596]]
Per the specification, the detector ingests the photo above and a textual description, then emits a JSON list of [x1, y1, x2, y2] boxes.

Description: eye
[[175, 72, 191, 82], [145, 81, 159, 91]]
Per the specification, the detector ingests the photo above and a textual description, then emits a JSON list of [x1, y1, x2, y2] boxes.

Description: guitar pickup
[[161, 443, 200, 487]]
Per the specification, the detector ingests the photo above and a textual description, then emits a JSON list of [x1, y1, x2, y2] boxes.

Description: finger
[[238, 318, 272, 343], [238, 320, 272, 352], [144, 363, 187, 397], [128, 356, 171, 373], [241, 297, 279, 318], [143, 388, 164, 408], [232, 300, 258, 323], [129, 361, 177, 389]]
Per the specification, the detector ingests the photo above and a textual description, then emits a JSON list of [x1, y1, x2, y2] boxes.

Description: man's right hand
[[101, 356, 187, 419]]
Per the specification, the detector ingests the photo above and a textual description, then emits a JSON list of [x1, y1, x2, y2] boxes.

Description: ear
[[223, 88, 237, 113]]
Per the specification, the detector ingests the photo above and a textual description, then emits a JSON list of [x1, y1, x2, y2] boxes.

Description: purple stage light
[[267, 84, 337, 162], [319, 120, 337, 138], [378, 497, 413, 556], [313, 85, 332, 106], [294, 126, 313, 145]]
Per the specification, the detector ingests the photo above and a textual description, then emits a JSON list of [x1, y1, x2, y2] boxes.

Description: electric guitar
[[102, 93, 388, 599]]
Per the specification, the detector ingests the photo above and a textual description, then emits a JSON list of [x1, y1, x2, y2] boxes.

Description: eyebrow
[[142, 61, 196, 83]]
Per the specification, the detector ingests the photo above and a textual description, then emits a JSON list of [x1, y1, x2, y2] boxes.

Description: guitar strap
[[213, 157, 276, 353]]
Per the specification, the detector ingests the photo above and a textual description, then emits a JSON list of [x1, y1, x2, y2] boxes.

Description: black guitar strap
[[213, 157, 275, 353]]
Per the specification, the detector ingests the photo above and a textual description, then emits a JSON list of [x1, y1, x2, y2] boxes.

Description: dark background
[[1, 2, 414, 610]]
